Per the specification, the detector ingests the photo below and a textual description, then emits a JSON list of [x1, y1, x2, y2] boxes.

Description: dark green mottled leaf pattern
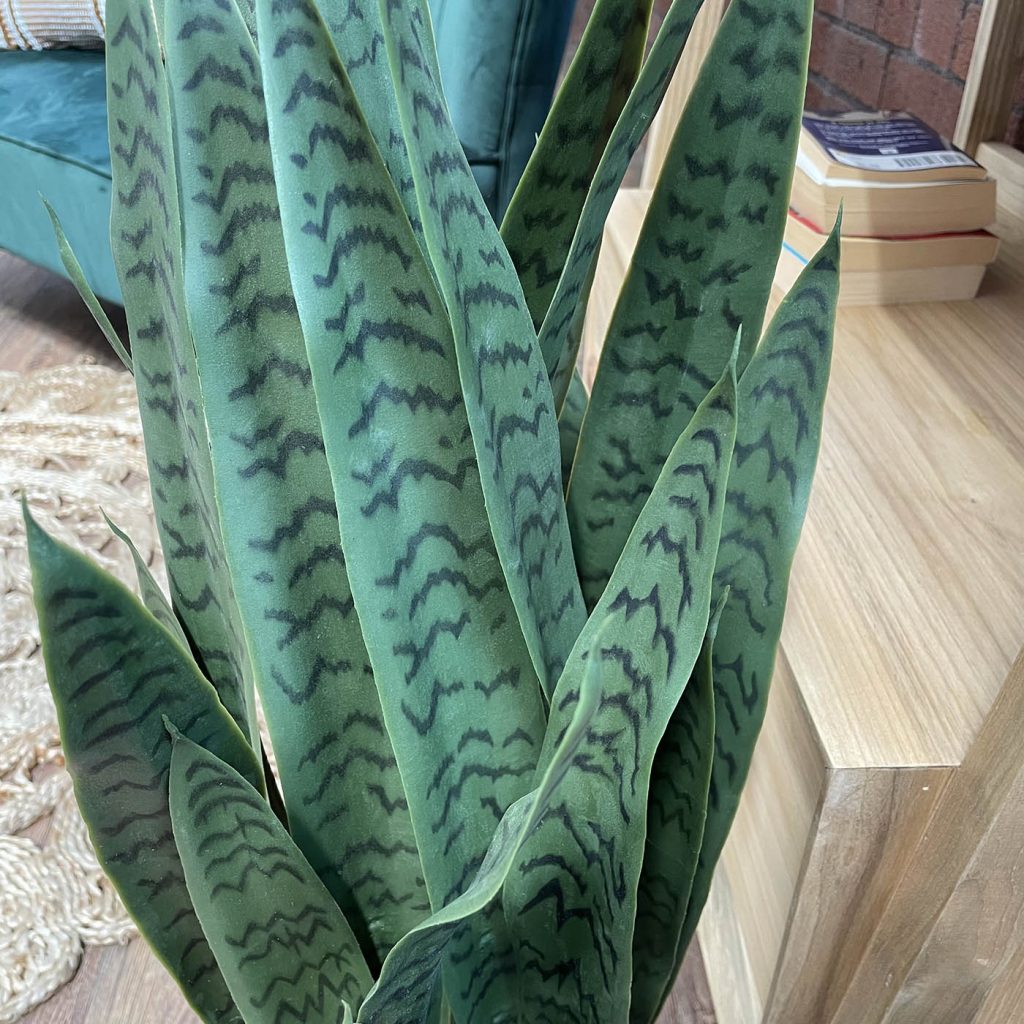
[[536, 0, 704, 408], [359, 632, 607, 1024], [25, 507, 262, 1024], [105, 0, 257, 744], [568, 0, 812, 608], [162, 0, 424, 965], [501, 0, 654, 330], [630, 596, 723, 1024], [680, 221, 840, 957], [169, 731, 373, 1023], [559, 369, 589, 493], [255, 2, 547, 1018], [503, 365, 736, 1023], [380, 0, 587, 692]]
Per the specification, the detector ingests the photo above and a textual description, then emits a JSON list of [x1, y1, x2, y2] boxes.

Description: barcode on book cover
[[893, 152, 971, 168]]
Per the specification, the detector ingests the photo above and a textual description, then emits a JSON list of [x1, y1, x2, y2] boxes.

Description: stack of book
[[777, 111, 999, 305]]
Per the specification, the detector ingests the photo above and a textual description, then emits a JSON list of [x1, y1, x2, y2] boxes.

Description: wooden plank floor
[[1, 250, 716, 1023]]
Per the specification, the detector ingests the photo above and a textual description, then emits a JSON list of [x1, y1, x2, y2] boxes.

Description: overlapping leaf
[[536, 0, 705, 409], [24, 507, 262, 1024], [104, 0, 257, 744], [559, 370, 589, 492], [169, 730, 373, 1024], [679, 222, 840, 957], [379, 0, 587, 692], [630, 597, 722, 1023], [320, 0, 426, 254], [568, 0, 812, 608], [255, 2, 549, 1017], [161, 0, 425, 965], [358, 634, 607, 1024], [503, 364, 737, 1022], [501, 0, 655, 328]]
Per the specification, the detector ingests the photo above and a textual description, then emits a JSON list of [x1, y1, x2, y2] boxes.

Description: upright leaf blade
[[568, 0, 812, 607], [24, 506, 262, 1024], [680, 223, 840, 955], [501, 0, 655, 329], [358, 638, 607, 1024], [630, 597, 723, 1024], [105, 0, 257, 743], [44, 199, 133, 373], [504, 366, 737, 1022], [380, 0, 587, 692], [162, 0, 425, 964], [559, 369, 589, 492], [104, 512, 188, 648], [536, 0, 705, 408], [169, 731, 373, 1023]]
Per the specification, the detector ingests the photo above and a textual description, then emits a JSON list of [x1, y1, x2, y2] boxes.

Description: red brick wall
[[563, 1, 1024, 148]]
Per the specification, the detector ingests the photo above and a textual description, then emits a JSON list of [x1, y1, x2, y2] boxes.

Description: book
[[777, 210, 999, 306], [792, 112, 997, 237]]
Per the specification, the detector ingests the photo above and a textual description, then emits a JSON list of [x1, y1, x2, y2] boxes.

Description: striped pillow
[[0, 0, 104, 48]]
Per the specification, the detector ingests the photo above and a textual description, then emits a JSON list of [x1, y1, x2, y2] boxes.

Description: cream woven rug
[[0, 365, 147, 1021]]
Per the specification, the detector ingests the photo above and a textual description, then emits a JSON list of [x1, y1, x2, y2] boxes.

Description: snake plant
[[25, 0, 839, 1020]]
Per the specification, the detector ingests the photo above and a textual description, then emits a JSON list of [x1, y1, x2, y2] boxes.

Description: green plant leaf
[[500, 0, 655, 329], [629, 594, 723, 1024], [161, 0, 425, 965], [380, 0, 587, 693], [103, 511, 188, 648], [680, 219, 840, 958], [567, 0, 813, 608], [559, 369, 589, 493], [535, 0, 705, 409], [358, 631, 608, 1024], [43, 198, 132, 373], [168, 729, 374, 1023], [105, 0, 257, 745], [255, 1, 549, 1015], [23, 504, 262, 1024], [320, 0, 427, 256], [503, 361, 737, 1022]]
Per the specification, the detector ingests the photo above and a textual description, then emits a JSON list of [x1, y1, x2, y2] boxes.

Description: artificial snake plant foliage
[[105, 0, 258, 746], [504, 365, 737, 1023], [359, 635, 607, 1024], [24, 507, 262, 1024], [104, 512, 189, 648], [680, 221, 841, 959], [380, 0, 587, 692], [568, 0, 812, 608], [29, 0, 836, 1019], [559, 370, 589, 492], [501, 0, 655, 330], [168, 730, 374, 1024], [537, 0, 704, 409], [254, 0, 546, 1006], [161, 0, 425, 963], [630, 597, 722, 1023]]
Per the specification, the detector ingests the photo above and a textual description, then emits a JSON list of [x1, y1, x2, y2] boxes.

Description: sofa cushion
[[0, 49, 119, 301]]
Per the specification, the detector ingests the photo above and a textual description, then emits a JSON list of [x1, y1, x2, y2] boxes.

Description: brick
[[881, 53, 965, 136], [951, 2, 981, 81], [810, 16, 888, 107], [816, 0, 845, 16], [876, 0, 921, 48], [844, 0, 877, 32], [913, 0, 963, 70], [805, 76, 854, 114]]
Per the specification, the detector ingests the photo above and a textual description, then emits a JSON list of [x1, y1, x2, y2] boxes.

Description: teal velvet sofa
[[0, 0, 574, 304]]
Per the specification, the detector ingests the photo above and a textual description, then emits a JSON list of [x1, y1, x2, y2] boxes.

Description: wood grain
[[953, 0, 1024, 154]]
